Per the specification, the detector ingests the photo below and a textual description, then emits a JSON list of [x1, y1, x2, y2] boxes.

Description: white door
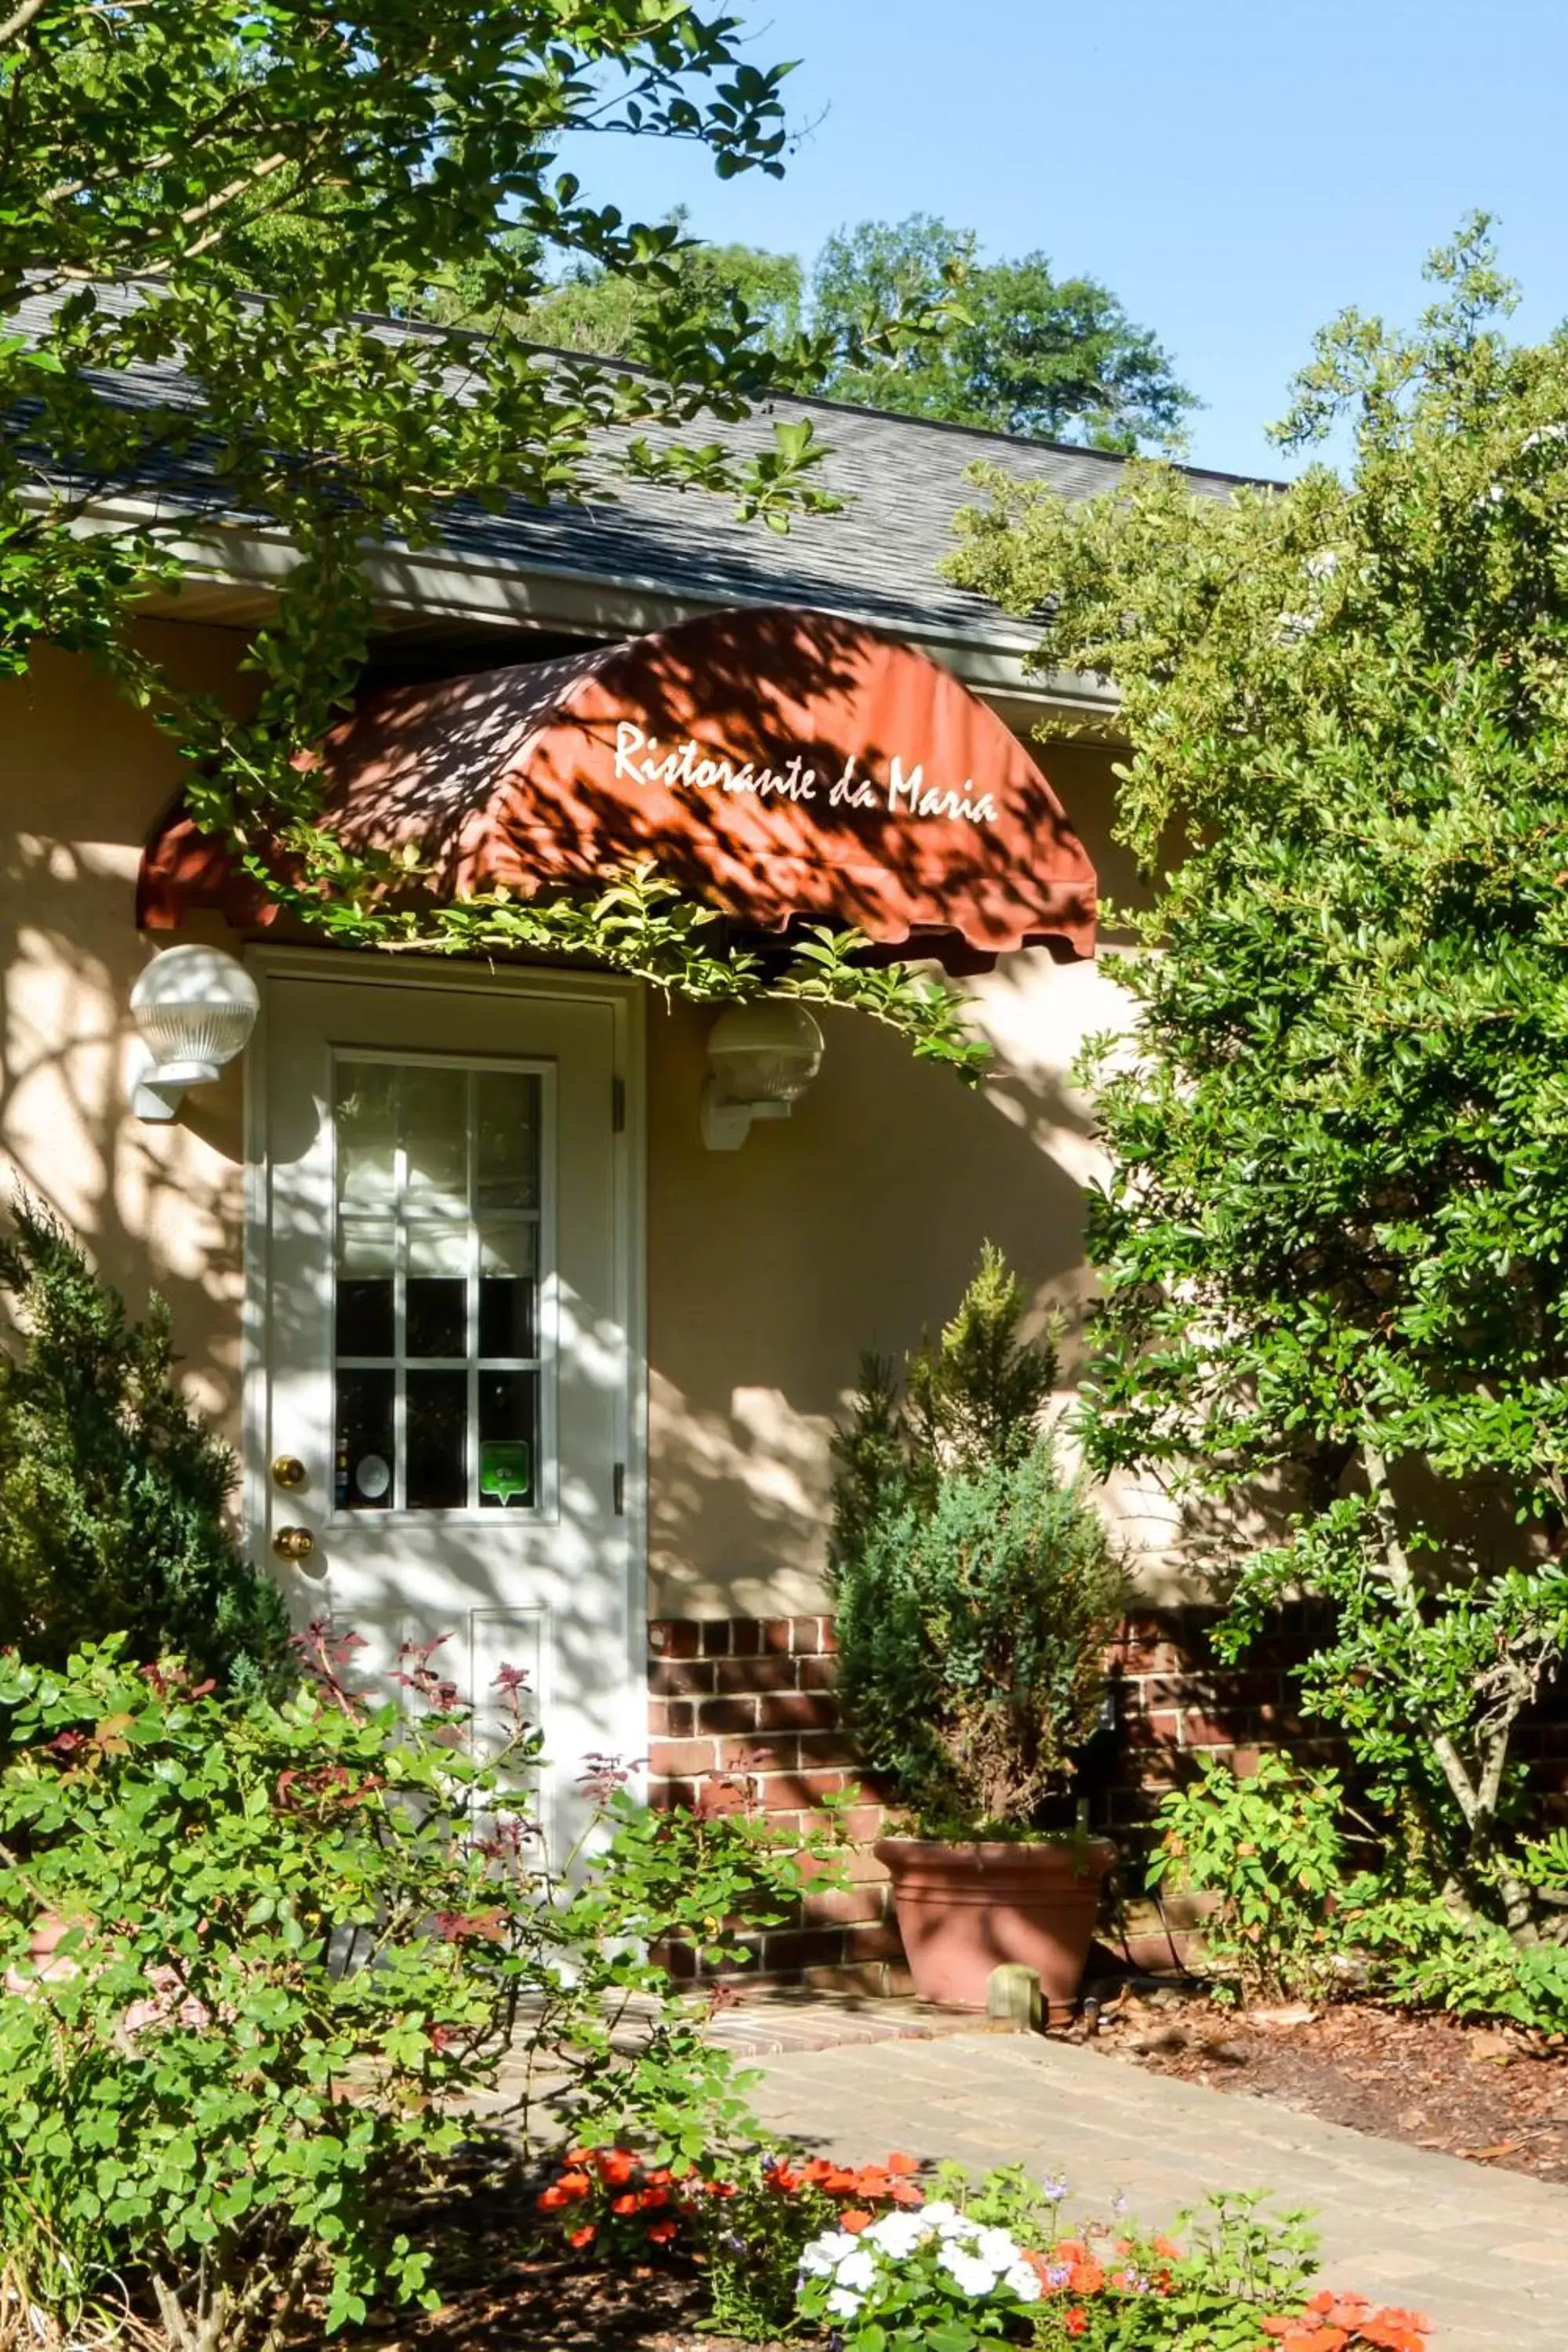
[[251, 957, 644, 1863]]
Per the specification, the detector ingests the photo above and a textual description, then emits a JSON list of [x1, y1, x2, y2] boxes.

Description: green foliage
[[702, 2163, 837, 2341], [1340, 1884, 1568, 2034], [829, 1247, 1125, 1832], [830, 1241, 1060, 1556], [0, 1635, 826, 2348], [1, 1, 981, 1078], [810, 215, 1196, 452], [948, 217, 1568, 1936], [0, 1197, 289, 1695], [437, 206, 1194, 453], [496, 205, 804, 360], [1149, 1754, 1348, 2004]]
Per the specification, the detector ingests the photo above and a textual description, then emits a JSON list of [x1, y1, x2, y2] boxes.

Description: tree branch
[[0, 0, 53, 53]]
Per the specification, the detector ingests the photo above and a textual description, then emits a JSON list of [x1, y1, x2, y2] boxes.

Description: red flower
[[1065, 2310, 1087, 2337], [612, 2194, 639, 2216], [567, 2224, 596, 2251], [595, 2148, 640, 2189], [840, 2209, 873, 2234], [886, 2151, 919, 2175], [646, 2219, 678, 2245]]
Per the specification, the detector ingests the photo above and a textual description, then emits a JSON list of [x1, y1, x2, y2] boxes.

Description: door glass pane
[[475, 1072, 540, 1210], [406, 1370, 467, 1509], [339, 1219, 397, 1275], [405, 1224, 469, 1276], [479, 1221, 538, 1358], [336, 1368, 394, 1511], [332, 1054, 546, 1515], [336, 1065, 398, 1207], [337, 1277, 394, 1359], [406, 1279, 466, 1359], [403, 1065, 467, 1208], [479, 1371, 538, 1510]]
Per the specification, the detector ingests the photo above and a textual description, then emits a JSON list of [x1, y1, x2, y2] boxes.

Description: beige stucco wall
[[644, 735, 1182, 1618], [0, 630, 1183, 1616], [0, 629, 253, 1429]]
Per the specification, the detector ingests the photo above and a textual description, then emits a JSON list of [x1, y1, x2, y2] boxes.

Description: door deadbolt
[[271, 1455, 307, 1490], [271, 1524, 316, 1563]]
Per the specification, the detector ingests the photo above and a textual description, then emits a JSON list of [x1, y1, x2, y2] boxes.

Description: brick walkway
[[744, 2031, 1568, 2352], [702, 1988, 978, 2054]]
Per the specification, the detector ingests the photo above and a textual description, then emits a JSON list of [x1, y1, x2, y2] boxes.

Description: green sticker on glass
[[480, 1439, 532, 1504]]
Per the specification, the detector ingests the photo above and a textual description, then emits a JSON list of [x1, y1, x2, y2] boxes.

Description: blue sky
[[571, 0, 1568, 478]]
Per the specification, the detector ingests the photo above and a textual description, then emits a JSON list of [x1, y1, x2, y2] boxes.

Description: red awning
[[138, 606, 1097, 967]]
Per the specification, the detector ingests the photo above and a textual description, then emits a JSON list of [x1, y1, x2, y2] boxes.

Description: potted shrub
[[829, 1246, 1127, 2016]]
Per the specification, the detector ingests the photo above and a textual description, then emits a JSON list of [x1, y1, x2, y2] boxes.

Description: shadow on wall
[[644, 934, 1184, 1619], [0, 631, 256, 1432]]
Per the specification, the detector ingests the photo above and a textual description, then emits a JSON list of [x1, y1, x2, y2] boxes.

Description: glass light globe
[[705, 1000, 825, 1105], [130, 944, 260, 1085]]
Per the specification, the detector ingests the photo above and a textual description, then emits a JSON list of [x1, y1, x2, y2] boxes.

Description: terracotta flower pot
[[875, 1835, 1116, 2020]]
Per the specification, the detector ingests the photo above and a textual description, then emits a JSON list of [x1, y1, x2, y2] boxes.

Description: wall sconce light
[[128, 944, 260, 1122], [701, 1000, 824, 1151]]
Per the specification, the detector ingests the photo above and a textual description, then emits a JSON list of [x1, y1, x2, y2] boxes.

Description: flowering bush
[[535, 2146, 1433, 2352], [0, 1634, 837, 2352], [797, 2187, 1432, 2352], [535, 2147, 924, 2338], [798, 2199, 1043, 2350], [1264, 2292, 1432, 2352]]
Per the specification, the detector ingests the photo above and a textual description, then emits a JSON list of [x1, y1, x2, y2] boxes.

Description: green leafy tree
[[0, 0, 977, 1072], [810, 215, 1196, 451], [948, 219, 1568, 1937], [431, 210, 1192, 452], [0, 1197, 289, 1692], [509, 208, 804, 359]]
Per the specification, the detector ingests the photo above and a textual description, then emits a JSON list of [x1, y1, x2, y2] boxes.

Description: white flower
[[938, 2249, 1000, 2297], [920, 2198, 964, 2230], [864, 2212, 927, 2259], [835, 2249, 877, 2292], [799, 2236, 841, 2278], [1004, 2262, 1043, 2303], [826, 2288, 862, 2320], [975, 2227, 1022, 2270]]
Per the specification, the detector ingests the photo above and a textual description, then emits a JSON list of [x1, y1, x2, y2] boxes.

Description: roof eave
[[53, 487, 1121, 723]]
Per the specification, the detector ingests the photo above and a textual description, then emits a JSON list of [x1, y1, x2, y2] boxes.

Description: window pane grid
[[332, 1058, 543, 1515]]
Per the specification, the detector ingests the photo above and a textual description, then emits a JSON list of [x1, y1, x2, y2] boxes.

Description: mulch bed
[[319, 2171, 764, 2352], [347, 2259, 751, 2352], [1079, 1987, 1568, 2183]]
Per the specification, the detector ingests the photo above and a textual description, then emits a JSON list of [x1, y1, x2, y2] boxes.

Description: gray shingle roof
[[430, 387, 1251, 656], [17, 283, 1254, 659]]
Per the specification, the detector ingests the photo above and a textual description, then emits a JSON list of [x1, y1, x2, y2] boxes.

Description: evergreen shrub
[[829, 1246, 1125, 1835], [0, 1196, 289, 1693]]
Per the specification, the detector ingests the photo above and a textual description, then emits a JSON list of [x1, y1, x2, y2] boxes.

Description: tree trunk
[[1361, 1443, 1538, 1942]]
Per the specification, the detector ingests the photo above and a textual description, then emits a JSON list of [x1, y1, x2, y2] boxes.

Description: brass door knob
[[271, 1455, 307, 1490], [271, 1524, 316, 1563]]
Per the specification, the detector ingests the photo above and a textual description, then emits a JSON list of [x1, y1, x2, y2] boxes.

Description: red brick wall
[[647, 1607, 1568, 1992], [647, 1614, 907, 1992]]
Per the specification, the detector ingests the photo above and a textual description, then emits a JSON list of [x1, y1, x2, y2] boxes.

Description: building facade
[[2, 381, 1283, 1985]]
